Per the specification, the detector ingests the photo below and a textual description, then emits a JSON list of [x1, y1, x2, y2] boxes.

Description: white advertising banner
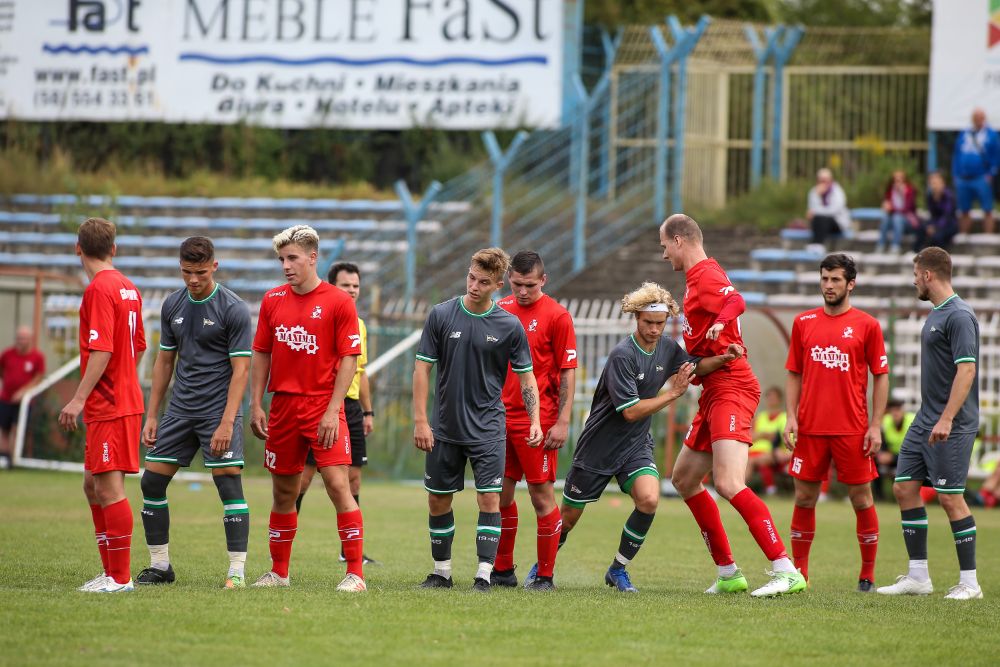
[[929, 0, 1000, 130], [0, 0, 564, 129]]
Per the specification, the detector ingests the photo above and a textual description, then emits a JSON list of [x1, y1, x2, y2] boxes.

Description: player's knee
[[715, 478, 745, 501], [140, 470, 172, 499], [670, 470, 698, 496], [82, 477, 98, 503], [213, 473, 243, 501], [634, 492, 658, 514], [892, 482, 916, 503], [937, 493, 969, 517], [846, 485, 873, 510], [428, 493, 452, 515]]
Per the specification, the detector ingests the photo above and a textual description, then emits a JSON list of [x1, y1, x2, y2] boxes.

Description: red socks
[[102, 498, 133, 585], [89, 503, 110, 576], [494, 502, 519, 572], [759, 464, 775, 490], [855, 505, 879, 582], [684, 490, 735, 566], [268, 510, 298, 578], [790, 505, 816, 580], [536, 506, 562, 578], [731, 488, 788, 561], [337, 509, 364, 578]]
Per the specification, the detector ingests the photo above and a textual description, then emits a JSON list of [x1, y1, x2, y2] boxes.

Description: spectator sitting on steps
[[915, 171, 959, 252], [806, 168, 851, 254], [876, 170, 919, 254]]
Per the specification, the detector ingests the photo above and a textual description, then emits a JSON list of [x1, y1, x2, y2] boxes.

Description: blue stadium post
[[595, 28, 622, 199], [650, 25, 677, 227], [561, 0, 585, 127], [482, 130, 529, 248], [770, 26, 804, 181], [395, 179, 443, 304], [927, 130, 938, 173], [572, 74, 591, 272], [317, 239, 346, 280], [668, 15, 710, 214], [745, 25, 784, 189]]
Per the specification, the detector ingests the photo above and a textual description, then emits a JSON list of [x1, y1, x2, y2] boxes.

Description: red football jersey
[[785, 307, 889, 435], [0, 347, 45, 402], [253, 282, 360, 396], [497, 294, 578, 425], [79, 269, 146, 423], [682, 258, 754, 387]]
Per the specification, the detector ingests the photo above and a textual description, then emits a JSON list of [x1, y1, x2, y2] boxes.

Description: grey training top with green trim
[[159, 283, 253, 418], [572, 333, 691, 475], [416, 296, 533, 445], [913, 294, 980, 434]]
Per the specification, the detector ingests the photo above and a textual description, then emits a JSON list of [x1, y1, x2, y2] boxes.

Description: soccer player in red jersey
[[59, 217, 146, 593], [660, 214, 806, 597], [492, 251, 577, 591], [249, 225, 365, 592], [784, 253, 889, 592]]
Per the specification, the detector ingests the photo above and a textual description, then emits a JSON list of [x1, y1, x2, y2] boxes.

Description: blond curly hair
[[621, 281, 680, 317]]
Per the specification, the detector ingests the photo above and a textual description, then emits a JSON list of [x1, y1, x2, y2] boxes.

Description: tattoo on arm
[[558, 377, 569, 414], [522, 385, 538, 418]]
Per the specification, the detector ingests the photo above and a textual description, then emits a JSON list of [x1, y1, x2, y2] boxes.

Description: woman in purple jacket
[[914, 171, 959, 252]]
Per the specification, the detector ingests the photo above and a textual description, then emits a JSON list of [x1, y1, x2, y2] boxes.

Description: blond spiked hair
[[621, 281, 680, 317], [272, 224, 319, 254]]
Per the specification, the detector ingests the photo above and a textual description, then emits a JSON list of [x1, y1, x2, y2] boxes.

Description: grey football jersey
[[159, 284, 252, 418], [572, 334, 691, 474], [913, 295, 980, 434], [416, 296, 533, 445]]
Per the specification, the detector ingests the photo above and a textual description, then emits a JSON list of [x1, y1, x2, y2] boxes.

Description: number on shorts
[[791, 457, 802, 474], [265, 450, 277, 469]]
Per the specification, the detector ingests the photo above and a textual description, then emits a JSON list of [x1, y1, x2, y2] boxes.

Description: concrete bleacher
[[0, 193, 461, 300]]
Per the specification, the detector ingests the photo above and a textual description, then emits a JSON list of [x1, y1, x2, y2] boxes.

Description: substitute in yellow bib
[[875, 399, 915, 501], [748, 387, 787, 495]]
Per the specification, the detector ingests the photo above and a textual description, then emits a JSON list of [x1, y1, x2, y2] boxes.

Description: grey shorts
[[424, 439, 504, 494], [562, 449, 659, 508], [895, 427, 976, 494], [145, 414, 245, 469]]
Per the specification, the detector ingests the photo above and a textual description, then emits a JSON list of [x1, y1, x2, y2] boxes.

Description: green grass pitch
[[1, 470, 997, 666]]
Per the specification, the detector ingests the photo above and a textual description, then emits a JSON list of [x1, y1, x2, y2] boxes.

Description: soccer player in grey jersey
[[139, 237, 253, 588], [878, 247, 983, 600], [413, 248, 542, 592], [560, 283, 743, 593]]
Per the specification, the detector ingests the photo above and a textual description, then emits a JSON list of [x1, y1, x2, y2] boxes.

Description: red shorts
[[788, 434, 877, 485], [683, 387, 759, 453], [85, 414, 142, 474], [504, 422, 557, 484], [265, 394, 350, 475]]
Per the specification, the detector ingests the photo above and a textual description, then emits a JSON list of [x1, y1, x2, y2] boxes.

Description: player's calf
[[215, 473, 250, 587]]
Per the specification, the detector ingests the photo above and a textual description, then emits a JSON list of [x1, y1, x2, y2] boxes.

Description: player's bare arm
[[692, 344, 745, 376], [142, 349, 177, 448], [783, 371, 802, 450], [319, 354, 357, 449], [210, 356, 250, 456], [360, 372, 374, 436], [59, 350, 112, 431], [544, 367, 576, 450], [863, 373, 890, 457], [621, 361, 696, 423], [930, 362, 976, 445], [518, 372, 543, 447], [412, 360, 434, 452], [249, 350, 271, 440]]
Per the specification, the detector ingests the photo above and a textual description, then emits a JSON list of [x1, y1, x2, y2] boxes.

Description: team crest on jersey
[[637, 373, 645, 380], [681, 317, 693, 337], [656, 365, 664, 372], [274, 324, 319, 354], [842, 326, 853, 339], [528, 319, 538, 332], [311, 306, 323, 319], [810, 345, 850, 371]]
